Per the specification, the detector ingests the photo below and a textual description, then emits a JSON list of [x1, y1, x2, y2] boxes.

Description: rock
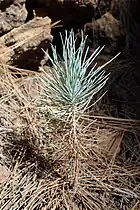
[[0, 17, 52, 70], [0, 1, 27, 35], [0, 164, 10, 184], [0, 0, 14, 11], [84, 12, 124, 65]]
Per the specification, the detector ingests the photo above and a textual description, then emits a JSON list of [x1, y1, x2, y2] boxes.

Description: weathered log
[[0, 16, 52, 70]]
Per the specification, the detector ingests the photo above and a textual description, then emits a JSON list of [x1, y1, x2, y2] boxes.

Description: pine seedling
[[39, 30, 120, 118]]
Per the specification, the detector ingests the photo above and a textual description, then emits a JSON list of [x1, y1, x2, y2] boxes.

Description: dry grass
[[0, 63, 140, 210]]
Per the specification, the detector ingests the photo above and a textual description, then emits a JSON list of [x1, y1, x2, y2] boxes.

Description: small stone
[[0, 165, 11, 184]]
